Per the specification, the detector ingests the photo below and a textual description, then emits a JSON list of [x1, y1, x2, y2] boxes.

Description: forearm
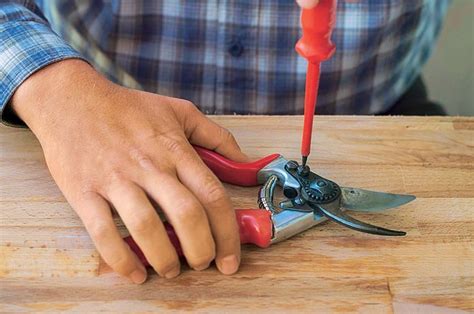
[[10, 59, 102, 136]]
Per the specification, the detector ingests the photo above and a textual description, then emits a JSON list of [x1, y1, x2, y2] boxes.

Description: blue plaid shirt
[[0, 0, 450, 125]]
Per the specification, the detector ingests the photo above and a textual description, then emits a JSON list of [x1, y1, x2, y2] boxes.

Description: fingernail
[[193, 262, 210, 271], [164, 267, 180, 279], [219, 255, 239, 275], [130, 269, 147, 284]]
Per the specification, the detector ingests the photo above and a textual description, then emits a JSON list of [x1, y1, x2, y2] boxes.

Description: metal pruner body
[[256, 156, 414, 245]]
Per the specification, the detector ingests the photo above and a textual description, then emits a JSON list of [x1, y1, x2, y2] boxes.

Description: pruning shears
[[125, 146, 415, 266], [124, 0, 415, 267]]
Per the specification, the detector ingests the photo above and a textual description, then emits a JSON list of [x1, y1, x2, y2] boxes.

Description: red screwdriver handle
[[124, 209, 273, 267], [295, 0, 337, 63]]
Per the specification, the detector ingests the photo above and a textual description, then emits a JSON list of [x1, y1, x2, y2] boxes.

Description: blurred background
[[423, 0, 473, 116]]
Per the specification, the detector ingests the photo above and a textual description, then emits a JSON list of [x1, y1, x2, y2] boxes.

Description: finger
[[139, 164, 216, 271], [106, 179, 180, 279], [173, 101, 249, 162], [175, 145, 241, 275], [296, 0, 319, 9], [75, 192, 147, 284]]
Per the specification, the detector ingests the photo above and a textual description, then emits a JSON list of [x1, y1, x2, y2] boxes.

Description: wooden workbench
[[1, 116, 473, 313]]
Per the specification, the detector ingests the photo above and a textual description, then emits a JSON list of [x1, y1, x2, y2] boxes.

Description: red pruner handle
[[295, 0, 337, 63], [124, 209, 272, 267], [193, 146, 280, 187], [237, 209, 273, 248]]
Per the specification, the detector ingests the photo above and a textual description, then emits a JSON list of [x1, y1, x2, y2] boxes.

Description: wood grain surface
[[1, 116, 473, 313]]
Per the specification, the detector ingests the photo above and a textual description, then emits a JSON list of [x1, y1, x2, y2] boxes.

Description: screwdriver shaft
[[301, 61, 321, 166]]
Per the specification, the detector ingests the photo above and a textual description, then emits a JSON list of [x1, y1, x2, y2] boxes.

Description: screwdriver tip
[[301, 155, 308, 167]]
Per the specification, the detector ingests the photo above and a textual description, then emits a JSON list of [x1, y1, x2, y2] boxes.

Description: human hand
[[11, 59, 249, 284]]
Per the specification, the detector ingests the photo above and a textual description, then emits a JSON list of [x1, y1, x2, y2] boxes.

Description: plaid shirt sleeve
[[0, 1, 86, 126]]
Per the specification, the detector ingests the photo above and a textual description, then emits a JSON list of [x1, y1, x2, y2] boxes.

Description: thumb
[[176, 102, 250, 163], [296, 0, 319, 9]]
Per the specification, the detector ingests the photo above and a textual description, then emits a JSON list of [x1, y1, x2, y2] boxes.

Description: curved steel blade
[[313, 203, 406, 236], [341, 187, 415, 212]]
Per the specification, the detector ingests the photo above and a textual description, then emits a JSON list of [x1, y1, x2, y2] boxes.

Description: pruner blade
[[341, 187, 416, 212], [312, 203, 406, 236]]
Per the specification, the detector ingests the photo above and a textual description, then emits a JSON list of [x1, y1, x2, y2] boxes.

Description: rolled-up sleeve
[[0, 1, 87, 126]]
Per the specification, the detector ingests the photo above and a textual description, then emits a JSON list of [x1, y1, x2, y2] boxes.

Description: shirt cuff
[[0, 20, 88, 127]]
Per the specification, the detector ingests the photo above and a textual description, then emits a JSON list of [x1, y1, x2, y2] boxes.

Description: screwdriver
[[295, 0, 337, 166]]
